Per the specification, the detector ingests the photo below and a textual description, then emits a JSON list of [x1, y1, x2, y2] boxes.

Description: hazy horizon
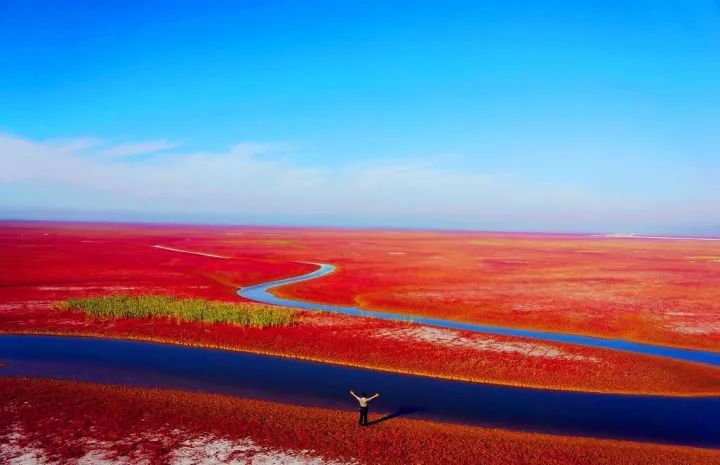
[[3, 210, 720, 239]]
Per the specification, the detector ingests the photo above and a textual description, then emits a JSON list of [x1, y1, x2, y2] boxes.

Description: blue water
[[1, 334, 718, 448], [238, 263, 720, 367]]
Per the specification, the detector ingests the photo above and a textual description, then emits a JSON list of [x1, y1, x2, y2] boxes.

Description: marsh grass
[[57, 295, 297, 328]]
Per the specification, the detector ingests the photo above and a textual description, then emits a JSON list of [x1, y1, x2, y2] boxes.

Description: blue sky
[[1, 1, 719, 234]]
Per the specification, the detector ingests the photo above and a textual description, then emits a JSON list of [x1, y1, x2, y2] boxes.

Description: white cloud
[[99, 140, 177, 157], [46, 137, 103, 153], [0, 132, 716, 232]]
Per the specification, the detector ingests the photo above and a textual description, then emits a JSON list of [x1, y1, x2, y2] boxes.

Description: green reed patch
[[57, 295, 297, 328]]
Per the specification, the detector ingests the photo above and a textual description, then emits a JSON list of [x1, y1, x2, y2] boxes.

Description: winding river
[[2, 262, 719, 449], [238, 263, 720, 367], [1, 335, 718, 448]]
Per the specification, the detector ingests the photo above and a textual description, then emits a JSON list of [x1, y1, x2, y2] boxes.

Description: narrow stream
[[238, 263, 720, 367]]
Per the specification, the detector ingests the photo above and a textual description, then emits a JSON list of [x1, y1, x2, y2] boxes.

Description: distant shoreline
[[1, 217, 718, 240]]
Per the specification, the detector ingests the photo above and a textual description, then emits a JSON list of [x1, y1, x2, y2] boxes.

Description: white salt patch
[[306, 315, 357, 327], [2, 446, 50, 465], [37, 286, 139, 292], [387, 252, 406, 255], [1, 426, 356, 465], [169, 436, 357, 465], [511, 304, 535, 312], [37, 286, 86, 291], [1, 429, 52, 465], [373, 326, 597, 362], [76, 448, 139, 465], [0, 301, 53, 311], [0, 303, 22, 310], [152, 245, 230, 259], [601, 234, 720, 241], [671, 323, 720, 335]]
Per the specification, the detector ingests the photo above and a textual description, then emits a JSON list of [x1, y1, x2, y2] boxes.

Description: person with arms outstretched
[[350, 390, 380, 426]]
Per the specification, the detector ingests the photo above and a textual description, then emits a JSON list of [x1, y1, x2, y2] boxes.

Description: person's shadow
[[368, 406, 427, 426]]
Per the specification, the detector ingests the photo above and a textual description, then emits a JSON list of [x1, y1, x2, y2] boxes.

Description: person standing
[[350, 390, 380, 426]]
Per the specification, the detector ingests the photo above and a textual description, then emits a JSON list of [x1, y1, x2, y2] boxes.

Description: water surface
[[1, 334, 718, 448]]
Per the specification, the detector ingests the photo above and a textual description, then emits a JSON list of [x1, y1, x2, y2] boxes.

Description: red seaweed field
[[2, 221, 720, 464], [2, 221, 720, 396], [2, 377, 719, 465], [4, 221, 720, 352]]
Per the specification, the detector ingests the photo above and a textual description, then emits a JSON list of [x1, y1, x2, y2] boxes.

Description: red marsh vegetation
[[2, 377, 719, 465], [7, 221, 720, 354], [1, 221, 720, 396]]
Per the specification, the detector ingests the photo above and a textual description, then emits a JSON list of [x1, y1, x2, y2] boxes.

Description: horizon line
[[2, 215, 719, 240]]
